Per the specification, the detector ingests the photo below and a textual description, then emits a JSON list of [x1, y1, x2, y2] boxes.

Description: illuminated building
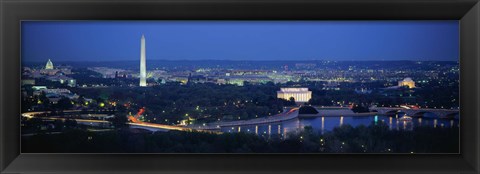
[[39, 61, 72, 75], [398, 77, 415, 88], [32, 88, 79, 102], [139, 34, 147, 87], [21, 79, 35, 86], [295, 63, 316, 70], [268, 74, 298, 84], [167, 75, 189, 85], [355, 88, 372, 94], [322, 82, 340, 90], [229, 70, 270, 76], [277, 88, 312, 103], [216, 78, 227, 85], [32, 86, 47, 91], [89, 67, 129, 78], [226, 76, 271, 86], [46, 75, 76, 87], [45, 59, 54, 70]]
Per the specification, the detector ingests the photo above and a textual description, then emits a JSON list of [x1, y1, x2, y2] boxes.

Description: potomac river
[[189, 106, 459, 137]]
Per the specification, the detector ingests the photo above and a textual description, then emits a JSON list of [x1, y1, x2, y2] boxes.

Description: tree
[[53, 119, 64, 131], [111, 105, 128, 129], [351, 104, 370, 113], [288, 97, 296, 106], [64, 119, 78, 128], [55, 97, 73, 110], [38, 91, 51, 109]]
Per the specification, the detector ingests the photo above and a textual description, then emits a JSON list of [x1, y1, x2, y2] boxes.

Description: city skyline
[[22, 21, 459, 62], [20, 21, 460, 153]]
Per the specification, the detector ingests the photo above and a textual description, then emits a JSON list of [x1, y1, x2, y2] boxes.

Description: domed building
[[398, 77, 415, 88], [45, 59, 54, 70]]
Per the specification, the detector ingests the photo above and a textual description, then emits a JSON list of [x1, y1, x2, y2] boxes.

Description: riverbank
[[298, 112, 379, 117], [190, 108, 300, 130], [190, 108, 380, 130]]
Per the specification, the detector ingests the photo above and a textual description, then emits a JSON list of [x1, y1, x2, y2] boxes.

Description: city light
[[20, 22, 460, 154]]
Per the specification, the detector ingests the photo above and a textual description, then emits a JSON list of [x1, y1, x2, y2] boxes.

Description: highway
[[22, 111, 109, 123], [22, 110, 218, 133]]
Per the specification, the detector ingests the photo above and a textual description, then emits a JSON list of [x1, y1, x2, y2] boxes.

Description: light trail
[[22, 110, 219, 133]]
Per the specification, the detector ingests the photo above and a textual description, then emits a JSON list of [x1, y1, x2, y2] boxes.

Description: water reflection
[[321, 117, 325, 135], [220, 115, 459, 137], [389, 117, 393, 130]]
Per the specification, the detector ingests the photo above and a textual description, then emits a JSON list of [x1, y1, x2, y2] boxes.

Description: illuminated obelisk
[[139, 34, 147, 87]]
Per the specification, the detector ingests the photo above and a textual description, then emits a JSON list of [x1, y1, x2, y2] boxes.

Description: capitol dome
[[45, 59, 54, 70], [403, 77, 413, 82]]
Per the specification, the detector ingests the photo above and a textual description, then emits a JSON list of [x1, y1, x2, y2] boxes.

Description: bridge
[[371, 107, 459, 118], [190, 108, 300, 130]]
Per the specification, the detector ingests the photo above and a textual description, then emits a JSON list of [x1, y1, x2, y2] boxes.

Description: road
[[189, 108, 300, 130], [22, 110, 218, 133]]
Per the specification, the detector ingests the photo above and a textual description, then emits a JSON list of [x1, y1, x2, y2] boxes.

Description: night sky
[[21, 21, 459, 62]]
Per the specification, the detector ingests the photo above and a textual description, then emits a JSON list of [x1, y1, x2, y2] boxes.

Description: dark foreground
[[22, 122, 458, 153]]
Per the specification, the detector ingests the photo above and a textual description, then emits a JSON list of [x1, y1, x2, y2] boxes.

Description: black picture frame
[[1, 0, 479, 173]]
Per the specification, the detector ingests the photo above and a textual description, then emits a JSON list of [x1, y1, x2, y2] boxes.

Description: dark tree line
[[22, 122, 458, 153]]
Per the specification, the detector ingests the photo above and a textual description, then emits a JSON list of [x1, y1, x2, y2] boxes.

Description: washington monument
[[139, 34, 147, 87]]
